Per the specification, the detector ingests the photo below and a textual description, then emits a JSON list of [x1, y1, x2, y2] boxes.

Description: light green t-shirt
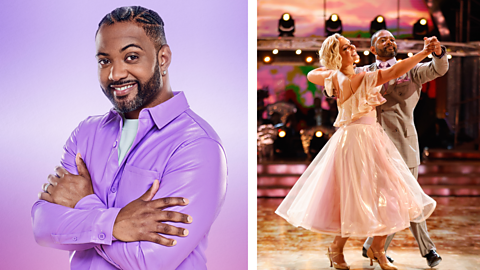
[[118, 119, 139, 165]]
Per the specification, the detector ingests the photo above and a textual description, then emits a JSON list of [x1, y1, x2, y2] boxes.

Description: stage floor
[[257, 197, 480, 269]]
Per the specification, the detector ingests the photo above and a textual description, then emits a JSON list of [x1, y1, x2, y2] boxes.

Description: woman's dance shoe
[[366, 247, 398, 270], [327, 247, 350, 269]]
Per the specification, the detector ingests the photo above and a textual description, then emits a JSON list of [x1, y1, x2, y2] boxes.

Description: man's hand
[[424, 36, 442, 56], [113, 180, 192, 246], [39, 153, 94, 208], [422, 37, 437, 56]]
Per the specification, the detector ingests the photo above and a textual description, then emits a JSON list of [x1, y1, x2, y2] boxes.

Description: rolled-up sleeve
[[94, 137, 228, 270]]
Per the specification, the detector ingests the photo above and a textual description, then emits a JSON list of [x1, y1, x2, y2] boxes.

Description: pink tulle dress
[[275, 70, 436, 237]]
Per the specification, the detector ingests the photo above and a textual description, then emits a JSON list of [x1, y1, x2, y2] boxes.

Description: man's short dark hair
[[371, 29, 392, 47], [97, 6, 167, 50]]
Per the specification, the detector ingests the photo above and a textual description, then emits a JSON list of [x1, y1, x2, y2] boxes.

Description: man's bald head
[[371, 29, 393, 47]]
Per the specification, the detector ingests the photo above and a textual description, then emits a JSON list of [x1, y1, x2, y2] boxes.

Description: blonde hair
[[319, 34, 343, 70]]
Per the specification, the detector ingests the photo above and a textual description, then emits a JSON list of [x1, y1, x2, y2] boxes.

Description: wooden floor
[[257, 197, 480, 269]]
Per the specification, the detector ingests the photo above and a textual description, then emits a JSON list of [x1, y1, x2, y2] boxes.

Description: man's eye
[[126, 55, 138, 61]]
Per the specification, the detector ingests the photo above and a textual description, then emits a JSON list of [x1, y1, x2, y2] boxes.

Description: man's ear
[[370, 46, 377, 56], [158, 45, 172, 71]]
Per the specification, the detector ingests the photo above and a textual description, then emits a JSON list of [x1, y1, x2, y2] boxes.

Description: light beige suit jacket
[[355, 51, 449, 168]]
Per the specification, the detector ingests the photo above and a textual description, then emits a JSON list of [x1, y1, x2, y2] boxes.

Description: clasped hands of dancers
[[276, 30, 447, 270]]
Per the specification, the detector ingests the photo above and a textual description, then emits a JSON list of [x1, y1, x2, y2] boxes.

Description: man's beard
[[376, 45, 397, 58], [102, 62, 162, 114]]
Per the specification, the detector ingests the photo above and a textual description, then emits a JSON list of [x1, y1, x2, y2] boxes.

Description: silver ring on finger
[[43, 183, 51, 193]]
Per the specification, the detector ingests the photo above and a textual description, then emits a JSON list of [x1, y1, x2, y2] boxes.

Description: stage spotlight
[[447, 54, 452, 59], [263, 56, 272, 63], [413, 18, 429, 40], [278, 130, 286, 138], [315, 131, 323, 137], [296, 49, 302, 55], [304, 54, 316, 65], [370, 15, 387, 37], [278, 13, 295, 37], [272, 49, 279, 55], [408, 52, 413, 57], [325, 13, 343, 36], [363, 50, 370, 56]]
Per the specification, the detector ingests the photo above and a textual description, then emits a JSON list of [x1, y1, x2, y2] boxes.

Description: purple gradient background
[[0, 1, 247, 269]]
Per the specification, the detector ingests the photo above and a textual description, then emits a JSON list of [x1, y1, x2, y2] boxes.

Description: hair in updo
[[319, 33, 343, 70]]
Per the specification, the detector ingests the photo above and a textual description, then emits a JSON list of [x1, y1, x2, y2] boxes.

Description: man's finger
[[55, 166, 68, 178], [155, 223, 189, 236], [155, 211, 192, 224], [75, 153, 91, 179], [139, 179, 160, 201], [47, 174, 58, 186], [42, 183, 54, 194], [39, 191, 53, 202], [148, 233, 177, 246], [152, 197, 189, 209]]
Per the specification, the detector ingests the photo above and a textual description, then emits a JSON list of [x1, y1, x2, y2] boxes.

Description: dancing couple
[[276, 30, 448, 270]]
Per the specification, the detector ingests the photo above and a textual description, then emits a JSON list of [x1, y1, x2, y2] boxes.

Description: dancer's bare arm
[[307, 69, 333, 86], [376, 37, 436, 86]]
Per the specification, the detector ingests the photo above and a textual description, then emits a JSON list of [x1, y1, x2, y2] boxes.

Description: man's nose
[[108, 62, 128, 82]]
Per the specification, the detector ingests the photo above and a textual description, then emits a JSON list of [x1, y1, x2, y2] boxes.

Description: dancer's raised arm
[[307, 68, 333, 86], [376, 37, 435, 86]]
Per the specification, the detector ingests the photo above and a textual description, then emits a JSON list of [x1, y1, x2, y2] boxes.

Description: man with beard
[[31, 6, 227, 270], [356, 30, 448, 268]]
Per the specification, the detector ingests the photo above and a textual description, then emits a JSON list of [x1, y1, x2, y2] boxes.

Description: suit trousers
[[363, 167, 436, 256]]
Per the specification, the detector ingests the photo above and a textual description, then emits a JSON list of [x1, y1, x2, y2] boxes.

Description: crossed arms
[[31, 125, 227, 269]]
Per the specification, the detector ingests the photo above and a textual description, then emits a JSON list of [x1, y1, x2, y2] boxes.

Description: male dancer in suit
[[355, 29, 448, 268]]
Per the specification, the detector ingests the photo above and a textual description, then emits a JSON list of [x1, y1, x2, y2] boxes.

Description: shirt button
[[111, 186, 117, 193], [99, 233, 106, 240], [113, 141, 118, 148], [73, 237, 77, 241]]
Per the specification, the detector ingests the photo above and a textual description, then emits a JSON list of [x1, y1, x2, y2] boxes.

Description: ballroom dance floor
[[257, 197, 480, 269]]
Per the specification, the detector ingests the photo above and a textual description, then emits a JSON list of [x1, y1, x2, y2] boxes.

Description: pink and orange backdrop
[[258, 0, 433, 38], [0, 0, 246, 269]]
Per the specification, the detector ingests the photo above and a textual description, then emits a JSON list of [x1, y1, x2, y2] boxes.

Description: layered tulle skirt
[[275, 116, 436, 237]]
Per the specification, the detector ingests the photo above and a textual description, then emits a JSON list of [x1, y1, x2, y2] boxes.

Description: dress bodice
[[325, 70, 386, 127]]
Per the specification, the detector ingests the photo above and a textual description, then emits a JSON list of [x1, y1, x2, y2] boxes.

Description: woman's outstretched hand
[[422, 37, 437, 56]]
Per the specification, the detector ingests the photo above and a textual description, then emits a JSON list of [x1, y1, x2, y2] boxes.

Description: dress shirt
[[377, 60, 394, 93], [31, 91, 228, 270]]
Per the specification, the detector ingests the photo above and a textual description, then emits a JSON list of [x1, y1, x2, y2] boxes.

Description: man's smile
[[110, 82, 137, 97]]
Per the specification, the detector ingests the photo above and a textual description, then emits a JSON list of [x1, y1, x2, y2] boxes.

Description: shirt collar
[[376, 57, 397, 68], [101, 91, 190, 129]]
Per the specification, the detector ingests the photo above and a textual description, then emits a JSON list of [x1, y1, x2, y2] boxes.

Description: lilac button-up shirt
[[32, 92, 227, 270]]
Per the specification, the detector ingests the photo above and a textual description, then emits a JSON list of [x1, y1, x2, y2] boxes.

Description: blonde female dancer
[[275, 34, 437, 270]]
